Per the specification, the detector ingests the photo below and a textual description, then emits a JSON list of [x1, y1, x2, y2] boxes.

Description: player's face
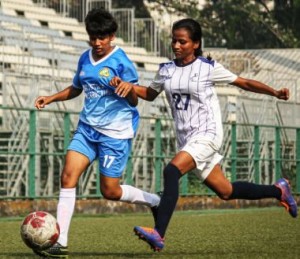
[[171, 28, 200, 64], [89, 34, 115, 60]]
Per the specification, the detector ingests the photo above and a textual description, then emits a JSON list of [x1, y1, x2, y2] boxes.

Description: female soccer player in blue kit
[[34, 8, 160, 258], [110, 18, 298, 252]]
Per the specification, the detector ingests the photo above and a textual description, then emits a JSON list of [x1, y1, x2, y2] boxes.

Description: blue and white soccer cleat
[[134, 226, 165, 251], [275, 178, 298, 218]]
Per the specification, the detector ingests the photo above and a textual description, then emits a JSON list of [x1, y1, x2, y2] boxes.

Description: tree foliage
[[147, 0, 300, 49], [113, 0, 151, 18]]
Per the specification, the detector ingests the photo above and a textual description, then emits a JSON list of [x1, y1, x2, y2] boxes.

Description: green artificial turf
[[0, 208, 299, 259]]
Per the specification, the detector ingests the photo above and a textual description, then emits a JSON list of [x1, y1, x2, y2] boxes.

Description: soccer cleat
[[33, 242, 69, 258], [133, 226, 164, 252], [275, 178, 298, 218]]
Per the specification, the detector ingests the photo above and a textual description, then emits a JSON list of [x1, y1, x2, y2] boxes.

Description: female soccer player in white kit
[[110, 18, 298, 252], [34, 8, 160, 258]]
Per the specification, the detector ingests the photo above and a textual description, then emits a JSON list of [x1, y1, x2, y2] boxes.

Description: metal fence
[[0, 106, 299, 199]]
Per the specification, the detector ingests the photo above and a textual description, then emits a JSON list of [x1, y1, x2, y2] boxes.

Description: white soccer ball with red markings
[[20, 211, 60, 250]]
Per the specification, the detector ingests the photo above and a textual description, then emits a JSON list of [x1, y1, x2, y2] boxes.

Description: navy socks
[[155, 163, 182, 238], [229, 181, 281, 200]]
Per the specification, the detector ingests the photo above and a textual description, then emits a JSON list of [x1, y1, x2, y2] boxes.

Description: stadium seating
[[0, 0, 169, 73]]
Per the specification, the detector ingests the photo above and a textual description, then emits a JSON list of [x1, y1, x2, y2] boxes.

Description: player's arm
[[120, 83, 138, 107], [133, 85, 159, 101], [231, 77, 289, 100], [35, 85, 82, 110], [110, 77, 159, 102], [108, 77, 137, 106]]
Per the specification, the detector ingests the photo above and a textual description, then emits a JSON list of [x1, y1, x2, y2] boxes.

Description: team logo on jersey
[[99, 67, 110, 77], [190, 73, 199, 82]]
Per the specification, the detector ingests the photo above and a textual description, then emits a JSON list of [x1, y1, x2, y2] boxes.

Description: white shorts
[[181, 137, 223, 181]]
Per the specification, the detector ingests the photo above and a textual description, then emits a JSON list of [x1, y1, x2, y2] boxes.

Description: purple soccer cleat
[[133, 226, 164, 251], [275, 178, 298, 218]]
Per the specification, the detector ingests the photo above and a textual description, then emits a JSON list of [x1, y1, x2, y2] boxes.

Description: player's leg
[[134, 151, 195, 251], [56, 150, 90, 246], [100, 175, 160, 207], [98, 135, 160, 208], [134, 138, 225, 251], [204, 165, 297, 217], [204, 164, 280, 200], [55, 131, 95, 249], [34, 132, 94, 257], [154, 151, 194, 236], [34, 150, 90, 258]]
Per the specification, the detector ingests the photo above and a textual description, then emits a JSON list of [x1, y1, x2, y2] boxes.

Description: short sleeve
[[118, 63, 139, 85], [72, 54, 84, 89], [210, 61, 238, 84], [149, 64, 168, 93]]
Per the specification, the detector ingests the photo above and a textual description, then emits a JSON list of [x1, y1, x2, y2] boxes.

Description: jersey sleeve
[[72, 53, 85, 89], [149, 63, 169, 93], [118, 62, 139, 85], [210, 61, 238, 84]]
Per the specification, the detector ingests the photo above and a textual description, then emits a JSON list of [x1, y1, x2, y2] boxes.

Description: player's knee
[[163, 163, 182, 180], [218, 192, 231, 201], [216, 188, 232, 200], [100, 187, 121, 200], [60, 170, 77, 188]]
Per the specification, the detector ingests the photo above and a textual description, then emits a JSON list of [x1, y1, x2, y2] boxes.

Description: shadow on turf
[[69, 252, 209, 257], [0, 253, 36, 258], [0, 252, 203, 258], [3, 251, 293, 259]]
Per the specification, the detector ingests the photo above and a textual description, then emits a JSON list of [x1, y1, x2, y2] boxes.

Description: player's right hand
[[35, 96, 49, 110], [110, 76, 122, 87], [276, 87, 289, 100]]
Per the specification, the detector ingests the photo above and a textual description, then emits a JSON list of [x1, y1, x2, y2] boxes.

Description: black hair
[[172, 18, 203, 57], [85, 8, 118, 36]]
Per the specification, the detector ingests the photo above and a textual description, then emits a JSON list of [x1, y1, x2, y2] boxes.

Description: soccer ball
[[20, 211, 60, 250]]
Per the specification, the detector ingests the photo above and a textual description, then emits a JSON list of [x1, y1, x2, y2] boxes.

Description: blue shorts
[[68, 122, 132, 178]]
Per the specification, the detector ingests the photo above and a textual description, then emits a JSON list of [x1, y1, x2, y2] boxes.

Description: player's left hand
[[276, 88, 289, 100], [110, 76, 133, 97]]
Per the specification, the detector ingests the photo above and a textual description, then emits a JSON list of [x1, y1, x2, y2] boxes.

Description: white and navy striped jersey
[[150, 57, 237, 149], [73, 46, 139, 139]]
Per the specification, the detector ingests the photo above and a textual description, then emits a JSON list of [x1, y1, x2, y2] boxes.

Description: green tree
[[273, 0, 300, 45], [113, 0, 151, 18], [147, 0, 300, 49]]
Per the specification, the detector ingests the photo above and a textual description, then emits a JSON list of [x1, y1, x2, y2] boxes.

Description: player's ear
[[193, 40, 200, 51], [110, 33, 116, 42]]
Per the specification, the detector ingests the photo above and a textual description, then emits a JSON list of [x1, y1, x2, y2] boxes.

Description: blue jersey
[[73, 46, 139, 139]]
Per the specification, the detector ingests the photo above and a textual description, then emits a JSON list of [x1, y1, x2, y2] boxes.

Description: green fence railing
[[0, 106, 299, 199]]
